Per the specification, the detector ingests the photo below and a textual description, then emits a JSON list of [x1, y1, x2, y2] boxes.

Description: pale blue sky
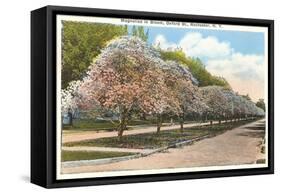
[[128, 25, 264, 56]]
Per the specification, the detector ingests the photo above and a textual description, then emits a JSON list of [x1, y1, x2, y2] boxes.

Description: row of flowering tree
[[200, 86, 264, 125], [62, 36, 265, 137]]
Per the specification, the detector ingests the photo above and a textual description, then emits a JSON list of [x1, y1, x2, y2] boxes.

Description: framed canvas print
[[31, 5, 274, 188]]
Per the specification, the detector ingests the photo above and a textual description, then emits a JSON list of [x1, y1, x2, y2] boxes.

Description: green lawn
[[63, 119, 117, 131], [63, 117, 198, 132], [63, 119, 160, 132], [64, 120, 252, 149], [61, 150, 136, 162]]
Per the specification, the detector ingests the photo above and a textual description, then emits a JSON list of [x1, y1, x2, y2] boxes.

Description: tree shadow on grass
[[244, 126, 265, 131], [237, 131, 265, 138]]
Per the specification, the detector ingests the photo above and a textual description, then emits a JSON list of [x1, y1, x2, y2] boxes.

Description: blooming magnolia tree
[[200, 86, 229, 124], [200, 86, 265, 124], [77, 36, 174, 137], [61, 80, 82, 117], [161, 61, 207, 132], [237, 95, 265, 118], [223, 91, 265, 120]]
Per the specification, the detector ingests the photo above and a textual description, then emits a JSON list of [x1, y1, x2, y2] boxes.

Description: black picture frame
[[31, 5, 274, 188]]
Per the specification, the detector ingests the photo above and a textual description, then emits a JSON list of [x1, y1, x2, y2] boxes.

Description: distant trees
[[61, 21, 127, 89], [241, 94, 252, 101], [256, 99, 266, 111], [200, 86, 265, 125], [130, 26, 149, 42]]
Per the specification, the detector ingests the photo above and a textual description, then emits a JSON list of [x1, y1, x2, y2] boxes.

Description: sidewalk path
[[62, 119, 265, 174], [63, 120, 226, 143]]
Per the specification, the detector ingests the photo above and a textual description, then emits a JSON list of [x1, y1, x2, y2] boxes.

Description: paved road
[[63, 120, 226, 143], [62, 119, 266, 174]]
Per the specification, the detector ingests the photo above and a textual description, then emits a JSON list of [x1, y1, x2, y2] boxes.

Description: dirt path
[[62, 119, 265, 174], [63, 120, 225, 143]]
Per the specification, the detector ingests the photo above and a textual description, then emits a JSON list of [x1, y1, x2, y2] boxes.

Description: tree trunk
[[180, 113, 184, 133], [118, 111, 127, 139], [67, 111, 73, 126], [219, 119, 221, 124], [118, 120, 125, 138], [141, 112, 147, 120], [118, 126, 124, 137], [210, 120, 213, 126], [156, 114, 162, 134], [180, 121, 184, 132]]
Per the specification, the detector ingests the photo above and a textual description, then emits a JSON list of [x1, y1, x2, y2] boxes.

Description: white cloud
[[206, 53, 265, 101], [179, 33, 232, 58], [154, 34, 177, 50], [153, 33, 265, 101], [206, 53, 264, 81]]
